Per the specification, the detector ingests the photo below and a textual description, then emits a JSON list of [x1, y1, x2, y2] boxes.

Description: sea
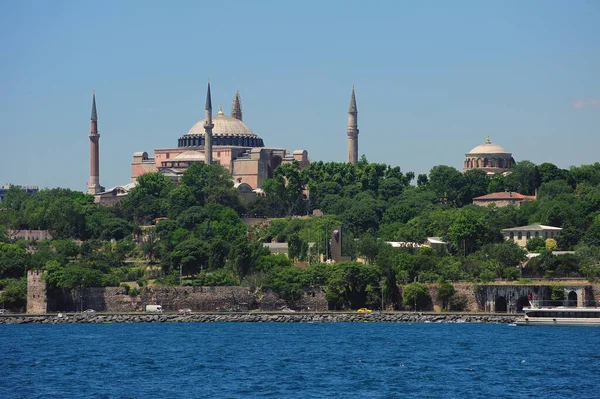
[[1, 322, 599, 398]]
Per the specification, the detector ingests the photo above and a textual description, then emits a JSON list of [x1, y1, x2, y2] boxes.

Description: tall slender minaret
[[88, 91, 102, 194], [204, 80, 214, 165], [231, 90, 242, 121], [347, 85, 359, 164]]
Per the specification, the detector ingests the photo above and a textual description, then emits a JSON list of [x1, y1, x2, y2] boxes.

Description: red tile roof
[[473, 192, 536, 201]]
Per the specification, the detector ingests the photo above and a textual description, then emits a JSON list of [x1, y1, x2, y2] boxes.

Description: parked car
[[357, 308, 372, 313], [178, 308, 192, 314], [0, 309, 9, 314], [281, 307, 296, 313], [83, 309, 95, 313]]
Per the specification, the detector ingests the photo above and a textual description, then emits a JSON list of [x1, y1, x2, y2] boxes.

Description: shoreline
[[0, 312, 518, 325]]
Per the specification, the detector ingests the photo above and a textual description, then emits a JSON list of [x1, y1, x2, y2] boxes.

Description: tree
[[436, 282, 456, 311], [181, 163, 243, 213], [263, 266, 307, 304], [326, 262, 379, 309], [0, 243, 30, 279], [171, 238, 209, 278], [402, 282, 432, 311], [0, 278, 27, 311], [583, 221, 600, 247], [545, 238, 558, 251], [428, 165, 465, 206], [462, 169, 489, 204], [504, 161, 541, 195], [121, 172, 172, 224], [448, 208, 490, 255]]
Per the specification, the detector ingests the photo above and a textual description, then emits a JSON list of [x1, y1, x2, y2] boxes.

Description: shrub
[[102, 273, 121, 287], [449, 294, 469, 311], [136, 277, 148, 287], [545, 238, 558, 251], [503, 267, 520, 281], [120, 283, 131, 295], [526, 237, 546, 252]]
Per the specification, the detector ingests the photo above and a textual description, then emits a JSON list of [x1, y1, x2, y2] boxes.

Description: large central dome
[[187, 114, 256, 136], [178, 111, 264, 148]]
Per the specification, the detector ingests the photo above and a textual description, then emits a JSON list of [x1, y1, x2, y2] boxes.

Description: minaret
[[347, 85, 359, 164], [231, 90, 242, 121], [88, 91, 102, 194], [204, 80, 214, 165]]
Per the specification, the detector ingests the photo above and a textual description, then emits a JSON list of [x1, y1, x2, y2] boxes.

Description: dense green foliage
[[1, 159, 600, 311]]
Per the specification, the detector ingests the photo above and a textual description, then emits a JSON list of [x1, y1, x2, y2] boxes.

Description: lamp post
[[380, 278, 385, 312]]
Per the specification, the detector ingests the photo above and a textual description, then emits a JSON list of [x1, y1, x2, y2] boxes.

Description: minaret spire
[[91, 90, 97, 121], [231, 90, 242, 121], [346, 85, 359, 164], [204, 79, 214, 165], [88, 90, 103, 195]]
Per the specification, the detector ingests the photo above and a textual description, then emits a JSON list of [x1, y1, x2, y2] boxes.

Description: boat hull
[[516, 318, 600, 326]]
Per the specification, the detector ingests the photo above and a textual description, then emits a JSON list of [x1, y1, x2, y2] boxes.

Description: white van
[[145, 305, 163, 313]]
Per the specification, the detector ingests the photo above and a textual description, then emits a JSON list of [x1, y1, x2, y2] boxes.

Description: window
[[526, 232, 531, 239], [535, 232, 539, 238], [510, 232, 514, 240], [518, 232, 522, 240]]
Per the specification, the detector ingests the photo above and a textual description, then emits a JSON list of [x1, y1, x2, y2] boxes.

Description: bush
[[187, 269, 238, 287], [479, 269, 496, 283], [402, 282, 432, 311], [526, 237, 546, 252], [120, 283, 131, 295], [503, 267, 520, 281], [136, 277, 149, 287], [449, 294, 469, 311], [102, 273, 121, 287]]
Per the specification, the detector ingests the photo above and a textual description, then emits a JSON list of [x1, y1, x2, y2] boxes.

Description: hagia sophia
[[86, 82, 516, 204]]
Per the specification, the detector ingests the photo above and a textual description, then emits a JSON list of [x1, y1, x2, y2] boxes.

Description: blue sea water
[[1, 322, 599, 398]]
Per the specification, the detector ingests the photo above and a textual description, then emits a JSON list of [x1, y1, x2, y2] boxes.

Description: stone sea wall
[[50, 286, 329, 313], [0, 312, 518, 325]]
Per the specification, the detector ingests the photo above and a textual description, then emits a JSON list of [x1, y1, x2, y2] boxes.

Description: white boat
[[516, 307, 600, 326]]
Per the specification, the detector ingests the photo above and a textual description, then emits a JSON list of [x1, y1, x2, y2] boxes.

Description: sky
[[1, 0, 599, 191]]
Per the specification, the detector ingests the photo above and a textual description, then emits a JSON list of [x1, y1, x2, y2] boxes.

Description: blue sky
[[1, 0, 598, 190]]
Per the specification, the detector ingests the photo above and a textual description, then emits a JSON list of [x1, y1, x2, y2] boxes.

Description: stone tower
[[87, 91, 102, 194], [204, 80, 214, 165], [347, 85, 359, 164], [27, 270, 47, 313], [231, 90, 242, 121]]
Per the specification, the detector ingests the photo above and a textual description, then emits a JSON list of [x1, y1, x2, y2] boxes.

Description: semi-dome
[[173, 151, 206, 161]]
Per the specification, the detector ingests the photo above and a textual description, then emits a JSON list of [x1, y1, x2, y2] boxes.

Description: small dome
[[187, 114, 256, 136], [467, 137, 510, 155]]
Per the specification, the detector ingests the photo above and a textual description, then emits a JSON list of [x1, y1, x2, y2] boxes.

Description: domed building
[[463, 136, 515, 175], [131, 86, 309, 189]]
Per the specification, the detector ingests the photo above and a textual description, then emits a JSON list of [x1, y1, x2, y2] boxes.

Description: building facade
[[502, 225, 562, 247]]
